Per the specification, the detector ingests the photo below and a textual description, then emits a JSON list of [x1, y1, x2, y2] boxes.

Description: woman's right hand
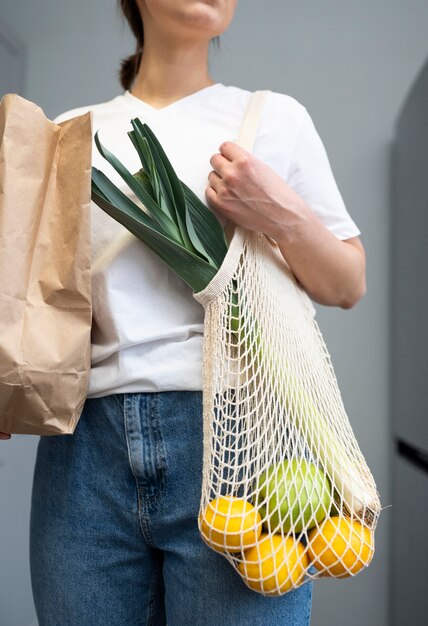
[[0, 432, 11, 440]]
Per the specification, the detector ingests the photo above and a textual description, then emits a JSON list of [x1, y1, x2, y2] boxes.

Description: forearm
[[206, 139, 365, 308], [270, 200, 366, 309]]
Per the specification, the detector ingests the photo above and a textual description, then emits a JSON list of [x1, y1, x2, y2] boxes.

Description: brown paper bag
[[0, 94, 92, 435]]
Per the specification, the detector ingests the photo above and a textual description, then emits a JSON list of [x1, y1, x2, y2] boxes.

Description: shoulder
[[261, 89, 309, 140], [225, 86, 310, 177], [249, 88, 330, 157], [53, 93, 126, 124], [230, 85, 310, 153], [225, 84, 307, 121], [263, 88, 307, 119]]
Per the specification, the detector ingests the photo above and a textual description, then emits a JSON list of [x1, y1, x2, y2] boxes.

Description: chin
[[177, 0, 235, 32]]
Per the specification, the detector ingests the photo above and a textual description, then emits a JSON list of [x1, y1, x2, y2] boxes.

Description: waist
[[87, 336, 204, 398]]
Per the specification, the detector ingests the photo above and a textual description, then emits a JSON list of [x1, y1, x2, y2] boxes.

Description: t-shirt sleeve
[[286, 107, 361, 240]]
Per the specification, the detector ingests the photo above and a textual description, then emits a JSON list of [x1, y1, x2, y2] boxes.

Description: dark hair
[[118, 0, 220, 91]]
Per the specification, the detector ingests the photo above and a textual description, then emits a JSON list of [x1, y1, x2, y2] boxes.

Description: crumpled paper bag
[[0, 93, 92, 435]]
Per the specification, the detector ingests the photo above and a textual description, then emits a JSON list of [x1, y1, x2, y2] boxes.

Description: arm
[[271, 199, 366, 309], [206, 103, 364, 309], [206, 146, 366, 309]]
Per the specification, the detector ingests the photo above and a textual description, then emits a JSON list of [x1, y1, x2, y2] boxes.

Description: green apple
[[254, 458, 332, 534]]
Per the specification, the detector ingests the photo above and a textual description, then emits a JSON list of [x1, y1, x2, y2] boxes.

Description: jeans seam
[[151, 392, 167, 506], [135, 393, 167, 513], [123, 393, 157, 547], [147, 551, 164, 626]]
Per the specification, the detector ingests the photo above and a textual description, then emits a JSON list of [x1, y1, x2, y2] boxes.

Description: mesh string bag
[[192, 90, 382, 596]]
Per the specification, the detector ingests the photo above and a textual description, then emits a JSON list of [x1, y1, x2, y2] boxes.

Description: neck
[[131, 34, 216, 107]]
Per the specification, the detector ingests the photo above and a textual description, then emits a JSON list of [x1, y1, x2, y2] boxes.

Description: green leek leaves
[[91, 118, 228, 292]]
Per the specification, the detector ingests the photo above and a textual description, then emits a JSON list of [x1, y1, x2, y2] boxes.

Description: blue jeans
[[29, 391, 313, 625]]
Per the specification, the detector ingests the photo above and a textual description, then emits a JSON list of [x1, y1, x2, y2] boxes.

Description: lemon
[[237, 533, 309, 594], [307, 515, 374, 577], [199, 496, 263, 553]]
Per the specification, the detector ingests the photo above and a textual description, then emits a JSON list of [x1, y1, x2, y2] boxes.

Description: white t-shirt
[[54, 82, 361, 398]]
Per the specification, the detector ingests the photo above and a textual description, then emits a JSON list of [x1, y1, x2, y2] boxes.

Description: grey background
[[1, 1, 428, 624]]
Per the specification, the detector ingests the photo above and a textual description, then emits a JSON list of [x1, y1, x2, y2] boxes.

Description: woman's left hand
[[205, 141, 367, 309], [205, 141, 304, 240]]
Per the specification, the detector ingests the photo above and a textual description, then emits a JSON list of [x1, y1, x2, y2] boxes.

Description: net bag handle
[[222, 89, 270, 238], [235, 89, 270, 151], [194, 90, 270, 307]]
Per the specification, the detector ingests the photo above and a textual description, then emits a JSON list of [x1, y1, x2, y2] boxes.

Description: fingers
[[210, 144, 252, 183], [207, 169, 222, 189], [209, 140, 246, 173], [205, 184, 219, 207], [219, 141, 249, 161], [209, 152, 228, 178]]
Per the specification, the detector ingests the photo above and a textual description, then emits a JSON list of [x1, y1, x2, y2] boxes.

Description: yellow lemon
[[307, 515, 374, 577], [199, 496, 263, 553], [237, 533, 309, 595]]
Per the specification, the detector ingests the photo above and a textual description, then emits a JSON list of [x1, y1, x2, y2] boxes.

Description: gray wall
[[1, 1, 428, 624]]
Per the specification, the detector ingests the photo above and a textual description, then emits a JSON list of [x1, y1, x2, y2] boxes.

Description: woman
[[2, 1, 366, 624]]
